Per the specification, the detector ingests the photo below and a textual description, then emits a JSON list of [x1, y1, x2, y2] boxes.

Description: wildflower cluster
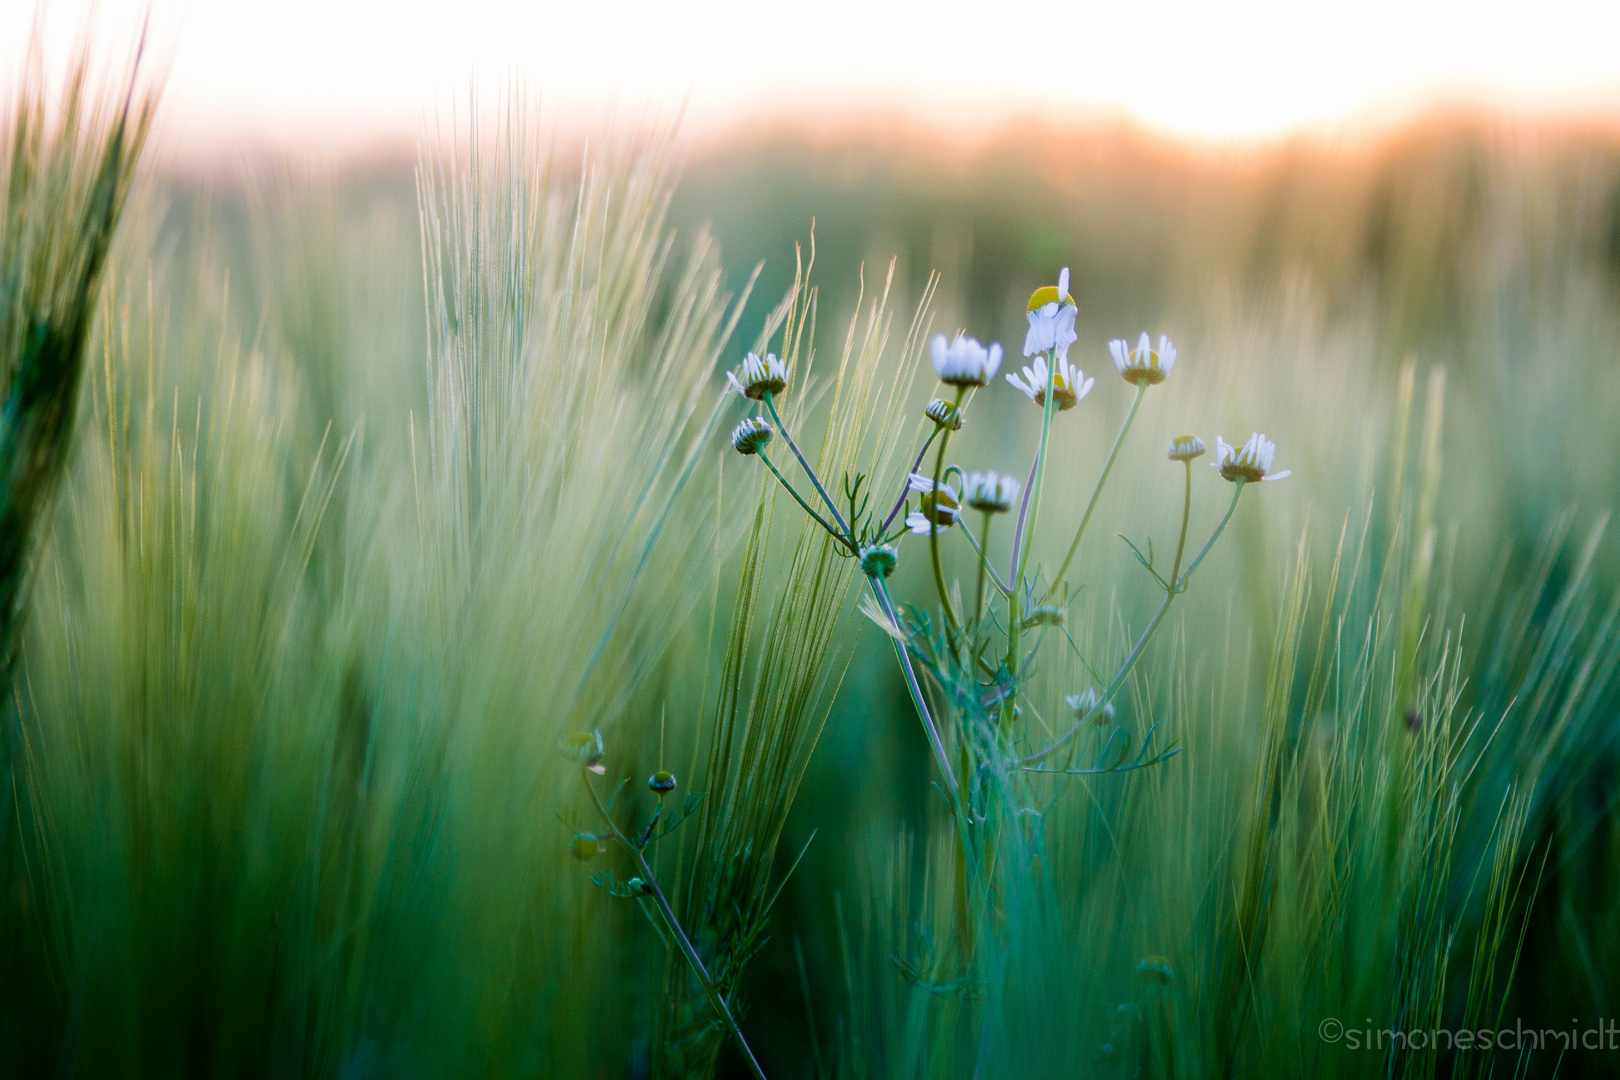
[[571, 259, 1291, 1073], [715, 263, 1289, 933]]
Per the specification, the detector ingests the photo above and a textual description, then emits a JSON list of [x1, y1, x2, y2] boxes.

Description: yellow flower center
[[1026, 285, 1076, 312]]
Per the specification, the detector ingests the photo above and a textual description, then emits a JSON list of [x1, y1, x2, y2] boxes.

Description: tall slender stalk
[[1000, 350, 1059, 729], [930, 387, 966, 634], [583, 774, 769, 1080], [1041, 382, 1147, 604], [1022, 479, 1243, 767]]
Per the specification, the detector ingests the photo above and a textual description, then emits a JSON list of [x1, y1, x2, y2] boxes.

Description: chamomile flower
[[730, 416, 773, 455], [931, 333, 1003, 387], [726, 351, 789, 399], [924, 398, 964, 430], [1024, 267, 1079, 360], [963, 471, 1020, 514], [1212, 433, 1291, 483], [1066, 687, 1116, 725], [1167, 434, 1205, 461], [1110, 333, 1177, 386], [1005, 355, 1094, 411], [905, 473, 960, 533]]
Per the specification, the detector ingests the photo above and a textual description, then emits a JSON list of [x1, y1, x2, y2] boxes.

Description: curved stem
[[1042, 382, 1148, 605], [929, 388, 966, 635], [758, 449, 853, 552], [1176, 480, 1243, 591], [763, 393, 852, 543], [878, 427, 941, 535], [869, 574, 960, 799], [583, 774, 770, 1080]]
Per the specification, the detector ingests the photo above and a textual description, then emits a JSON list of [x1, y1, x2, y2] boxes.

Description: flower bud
[[648, 771, 677, 795], [924, 398, 963, 430], [859, 543, 899, 579], [570, 833, 604, 862], [560, 730, 606, 775], [1167, 434, 1205, 462], [730, 416, 773, 456]]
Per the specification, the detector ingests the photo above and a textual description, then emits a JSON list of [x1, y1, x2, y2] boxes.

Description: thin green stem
[[757, 449, 852, 552], [1001, 350, 1060, 729], [763, 393, 852, 543], [1176, 480, 1244, 591], [973, 512, 992, 630], [868, 574, 960, 800], [1168, 460, 1193, 591], [583, 774, 769, 1080], [960, 516, 1010, 598], [878, 426, 940, 534], [1042, 381, 1148, 605], [1021, 481, 1242, 769], [929, 387, 966, 635]]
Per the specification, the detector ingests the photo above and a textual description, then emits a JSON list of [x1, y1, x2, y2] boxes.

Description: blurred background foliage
[[7, 81, 1620, 1076]]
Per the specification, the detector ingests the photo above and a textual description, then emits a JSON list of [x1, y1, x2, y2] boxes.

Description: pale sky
[[5, 0, 1620, 158]]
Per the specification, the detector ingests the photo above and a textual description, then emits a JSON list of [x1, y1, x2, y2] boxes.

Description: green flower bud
[[860, 543, 899, 579], [570, 833, 604, 862], [648, 771, 677, 795]]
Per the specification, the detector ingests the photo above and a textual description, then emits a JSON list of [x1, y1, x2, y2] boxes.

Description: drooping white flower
[[963, 471, 1020, 514], [1023, 267, 1079, 359], [726, 351, 789, 399], [1109, 332, 1178, 386], [931, 333, 1003, 387], [1212, 433, 1291, 483], [905, 473, 961, 533], [730, 416, 773, 455], [1005, 354, 1094, 412], [1167, 434, 1205, 462]]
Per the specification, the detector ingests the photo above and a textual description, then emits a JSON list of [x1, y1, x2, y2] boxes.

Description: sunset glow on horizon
[[5, 0, 1620, 158]]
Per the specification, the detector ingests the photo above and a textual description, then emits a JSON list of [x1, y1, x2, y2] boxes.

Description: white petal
[[1054, 305, 1078, 358], [1023, 313, 1048, 358], [1264, 470, 1291, 481], [907, 513, 932, 534], [908, 472, 935, 492], [1057, 267, 1070, 298]]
